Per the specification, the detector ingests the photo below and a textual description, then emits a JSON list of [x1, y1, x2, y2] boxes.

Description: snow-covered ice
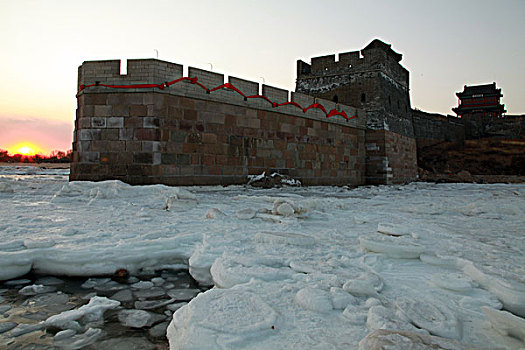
[[1, 165, 525, 349]]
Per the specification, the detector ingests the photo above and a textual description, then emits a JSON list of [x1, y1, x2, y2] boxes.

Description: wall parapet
[[78, 59, 366, 130]]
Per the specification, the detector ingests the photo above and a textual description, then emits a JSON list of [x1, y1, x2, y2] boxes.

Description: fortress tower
[[296, 39, 417, 184]]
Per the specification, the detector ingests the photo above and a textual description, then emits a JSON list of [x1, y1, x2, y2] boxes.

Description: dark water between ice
[[0, 269, 208, 349]]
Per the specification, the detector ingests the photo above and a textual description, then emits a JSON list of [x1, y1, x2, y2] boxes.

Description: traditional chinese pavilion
[[453, 82, 506, 118]]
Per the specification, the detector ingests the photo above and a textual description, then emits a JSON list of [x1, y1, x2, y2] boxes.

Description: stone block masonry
[[295, 39, 419, 184], [71, 59, 367, 186]]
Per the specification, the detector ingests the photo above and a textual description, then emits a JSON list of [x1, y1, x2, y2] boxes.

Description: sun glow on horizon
[[7, 142, 44, 156]]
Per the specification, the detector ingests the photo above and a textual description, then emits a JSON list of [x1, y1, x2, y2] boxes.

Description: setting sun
[[18, 146, 36, 156], [8, 142, 43, 156]]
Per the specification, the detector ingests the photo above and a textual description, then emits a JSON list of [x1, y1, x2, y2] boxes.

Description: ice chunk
[[395, 297, 460, 339], [0, 255, 32, 281], [205, 208, 225, 219], [482, 306, 525, 341], [131, 281, 154, 289], [275, 202, 295, 216], [359, 234, 425, 259], [254, 231, 315, 247], [0, 322, 17, 334], [22, 292, 71, 313], [135, 298, 176, 310], [24, 238, 56, 249], [367, 305, 427, 334], [377, 223, 411, 236], [429, 273, 474, 292], [420, 253, 459, 268], [35, 276, 65, 286], [11, 323, 45, 337], [188, 247, 215, 286], [365, 298, 381, 309], [167, 289, 277, 348], [330, 287, 356, 310], [289, 261, 316, 274], [236, 208, 256, 220], [111, 289, 133, 303], [54, 329, 77, 341], [0, 305, 11, 313], [133, 287, 166, 299], [343, 273, 383, 297], [358, 329, 478, 350], [167, 289, 200, 301], [295, 287, 333, 313], [211, 257, 292, 289], [0, 240, 26, 252], [462, 260, 525, 317], [118, 309, 154, 328], [4, 278, 31, 286], [151, 277, 165, 286], [93, 280, 128, 292], [166, 195, 197, 212], [167, 302, 187, 312], [19, 284, 57, 296], [149, 321, 169, 338], [342, 305, 368, 325], [53, 328, 102, 350], [44, 296, 120, 330], [81, 278, 111, 289]]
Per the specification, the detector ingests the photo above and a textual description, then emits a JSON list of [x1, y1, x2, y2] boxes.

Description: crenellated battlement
[[77, 59, 365, 129], [297, 39, 409, 91], [78, 59, 183, 91]]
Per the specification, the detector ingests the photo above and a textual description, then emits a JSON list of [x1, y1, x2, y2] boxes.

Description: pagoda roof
[[456, 82, 502, 98]]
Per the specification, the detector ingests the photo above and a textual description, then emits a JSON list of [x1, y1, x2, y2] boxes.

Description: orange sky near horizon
[[1, 0, 524, 156]]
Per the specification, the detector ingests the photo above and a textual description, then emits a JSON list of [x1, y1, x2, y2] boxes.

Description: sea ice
[[205, 208, 225, 219], [118, 309, 155, 328], [482, 306, 525, 341], [236, 208, 256, 220], [19, 284, 56, 296], [167, 287, 277, 348], [131, 281, 154, 289], [359, 329, 478, 350], [1, 170, 524, 349], [295, 287, 333, 313], [44, 296, 120, 330], [53, 328, 102, 350], [0, 322, 17, 334], [167, 289, 201, 301], [253, 231, 315, 246], [359, 233, 425, 258], [395, 297, 461, 339]]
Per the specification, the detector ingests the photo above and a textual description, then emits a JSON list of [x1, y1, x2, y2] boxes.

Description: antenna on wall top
[[154, 49, 159, 59], [207, 63, 213, 71]]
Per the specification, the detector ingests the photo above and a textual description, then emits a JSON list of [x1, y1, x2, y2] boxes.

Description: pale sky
[[1, 0, 524, 154]]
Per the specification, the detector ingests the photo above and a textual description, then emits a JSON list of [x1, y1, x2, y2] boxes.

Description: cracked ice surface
[[1, 166, 524, 349]]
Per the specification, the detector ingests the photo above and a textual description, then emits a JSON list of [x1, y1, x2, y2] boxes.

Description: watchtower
[[296, 39, 417, 184], [296, 39, 413, 136]]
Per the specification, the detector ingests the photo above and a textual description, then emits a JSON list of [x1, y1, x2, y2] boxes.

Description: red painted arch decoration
[[79, 76, 357, 121]]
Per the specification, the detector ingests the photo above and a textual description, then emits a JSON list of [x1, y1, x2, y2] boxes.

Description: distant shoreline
[[0, 162, 70, 169]]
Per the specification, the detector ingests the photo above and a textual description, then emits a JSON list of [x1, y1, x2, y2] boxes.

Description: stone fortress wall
[[71, 59, 367, 186], [71, 39, 523, 186]]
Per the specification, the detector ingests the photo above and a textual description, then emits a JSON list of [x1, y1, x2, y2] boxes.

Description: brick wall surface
[[365, 129, 417, 184], [72, 59, 368, 186]]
